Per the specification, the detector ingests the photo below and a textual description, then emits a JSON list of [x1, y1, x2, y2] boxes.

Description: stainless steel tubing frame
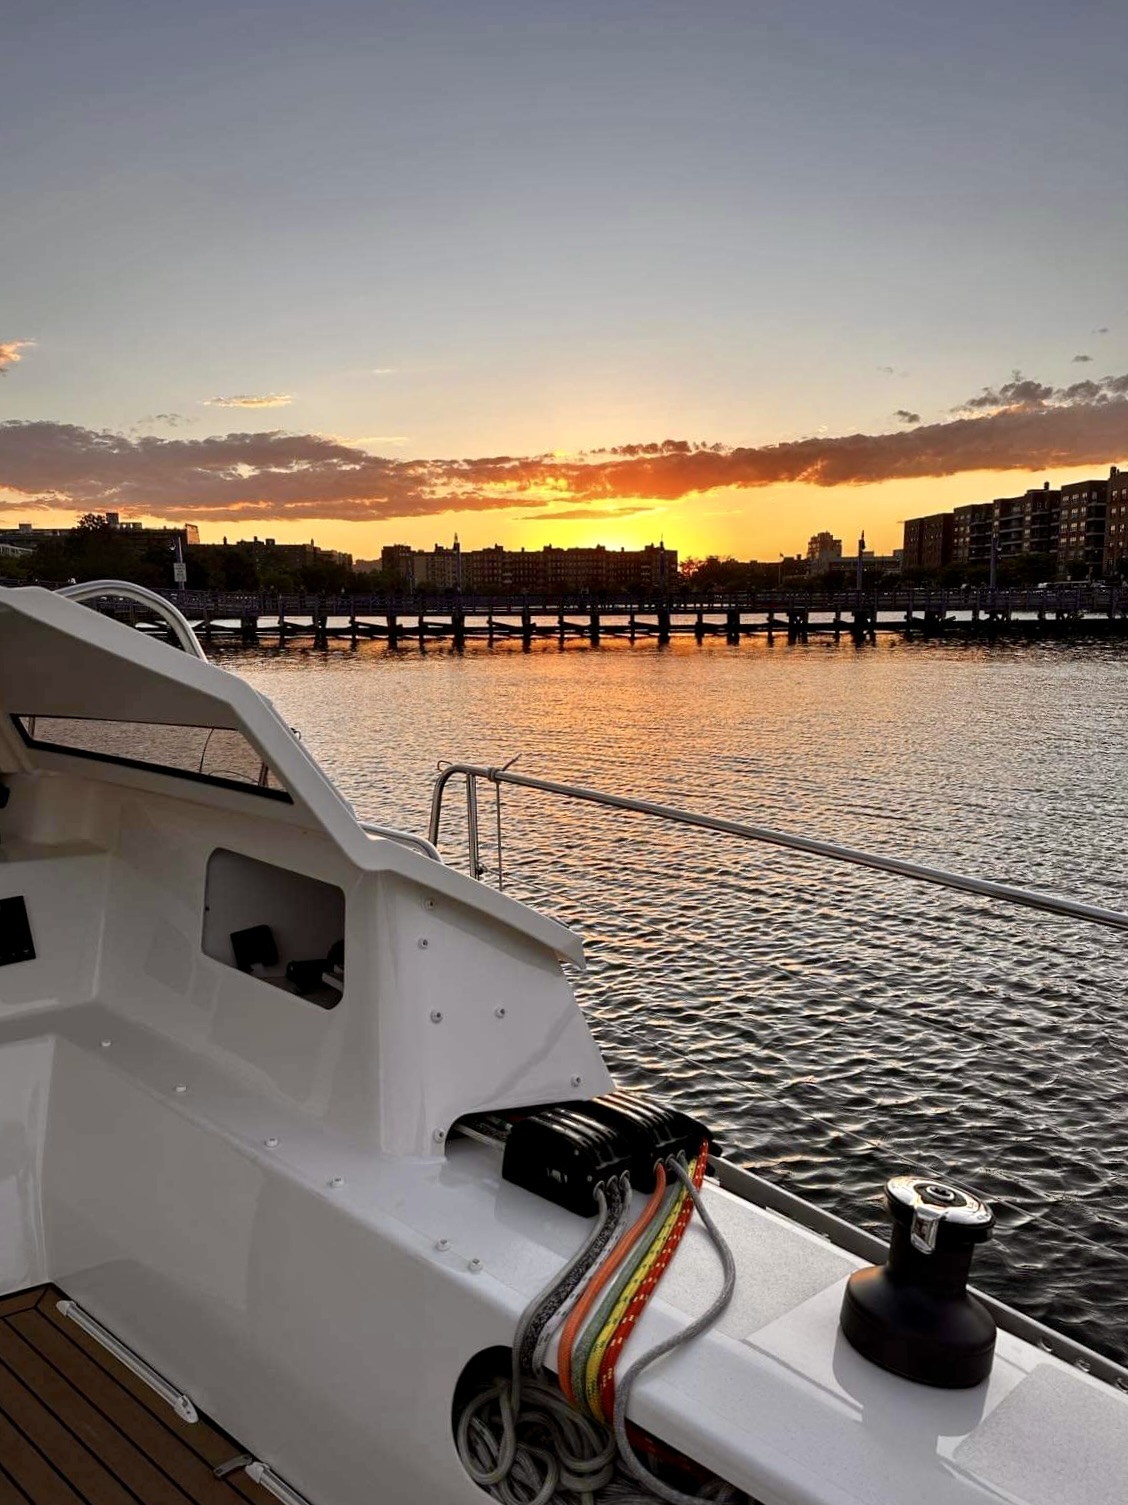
[[58, 580, 209, 660], [429, 761, 1128, 934]]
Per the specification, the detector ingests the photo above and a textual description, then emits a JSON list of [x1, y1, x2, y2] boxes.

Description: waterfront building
[[952, 502, 993, 566], [806, 532, 842, 573], [902, 513, 954, 571], [989, 483, 1059, 562], [1057, 475, 1110, 575], [0, 515, 200, 549], [380, 541, 678, 594], [1103, 467, 1128, 576]]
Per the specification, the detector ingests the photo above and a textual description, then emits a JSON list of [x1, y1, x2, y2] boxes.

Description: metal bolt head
[[418, 937, 430, 950], [424, 898, 436, 911], [435, 1237, 450, 1251], [329, 1176, 345, 1190], [468, 1257, 483, 1274], [494, 1007, 506, 1019], [430, 1009, 443, 1023], [433, 1127, 446, 1143], [174, 1084, 188, 1094], [99, 1039, 112, 1049], [570, 1075, 582, 1089], [264, 1137, 279, 1149]]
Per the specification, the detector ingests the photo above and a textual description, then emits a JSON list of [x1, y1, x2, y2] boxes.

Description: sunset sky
[[3, 0, 1127, 562]]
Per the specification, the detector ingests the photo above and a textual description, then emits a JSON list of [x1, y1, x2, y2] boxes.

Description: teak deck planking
[[0, 1286, 279, 1505]]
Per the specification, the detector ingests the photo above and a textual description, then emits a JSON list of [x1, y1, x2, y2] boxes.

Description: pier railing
[[428, 759, 1128, 1389], [52, 582, 1125, 617]]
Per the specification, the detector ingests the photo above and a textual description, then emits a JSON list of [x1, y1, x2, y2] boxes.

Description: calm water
[[221, 634, 1128, 1365]]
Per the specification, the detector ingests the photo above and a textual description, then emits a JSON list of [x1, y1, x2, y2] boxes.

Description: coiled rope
[[454, 1147, 742, 1504]]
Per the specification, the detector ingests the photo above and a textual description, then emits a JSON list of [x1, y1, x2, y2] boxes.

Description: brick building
[[1103, 467, 1128, 576]]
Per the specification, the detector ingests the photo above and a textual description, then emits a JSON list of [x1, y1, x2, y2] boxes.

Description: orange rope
[[557, 1162, 668, 1405], [596, 1142, 709, 1420]]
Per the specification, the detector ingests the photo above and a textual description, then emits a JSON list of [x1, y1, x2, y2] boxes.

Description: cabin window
[[12, 715, 290, 800], [202, 848, 345, 1009]]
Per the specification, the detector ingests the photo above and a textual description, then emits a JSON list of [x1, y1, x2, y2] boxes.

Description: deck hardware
[[570, 1075, 582, 1088], [435, 1237, 450, 1250], [264, 1137, 279, 1148], [418, 937, 429, 949], [1075, 1358, 1092, 1372], [430, 1009, 443, 1023], [494, 1007, 506, 1018], [174, 1084, 188, 1094], [329, 1177, 345, 1189], [214, 1454, 254, 1479], [424, 898, 436, 910], [244, 1460, 316, 1505], [100, 1039, 112, 1048], [468, 1257, 483, 1273], [56, 1300, 198, 1423], [433, 1127, 446, 1142]]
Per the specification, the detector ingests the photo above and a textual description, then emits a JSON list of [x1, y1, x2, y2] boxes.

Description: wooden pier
[[88, 586, 1128, 650]]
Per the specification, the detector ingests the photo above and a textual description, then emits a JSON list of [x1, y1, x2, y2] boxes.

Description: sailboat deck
[[0, 1286, 275, 1505]]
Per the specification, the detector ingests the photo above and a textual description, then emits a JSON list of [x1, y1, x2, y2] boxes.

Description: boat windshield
[[12, 714, 291, 801]]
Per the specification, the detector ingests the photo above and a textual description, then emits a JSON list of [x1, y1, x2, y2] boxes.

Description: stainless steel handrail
[[359, 820, 442, 862], [58, 580, 209, 660], [429, 761, 1128, 932]]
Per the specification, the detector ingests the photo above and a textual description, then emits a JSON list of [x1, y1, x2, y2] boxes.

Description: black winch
[[839, 1175, 996, 1388]]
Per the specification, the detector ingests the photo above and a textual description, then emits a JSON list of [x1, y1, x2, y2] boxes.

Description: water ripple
[[221, 635, 1128, 1366]]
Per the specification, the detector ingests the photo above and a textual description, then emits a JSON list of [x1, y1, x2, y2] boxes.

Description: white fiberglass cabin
[[0, 582, 1125, 1505]]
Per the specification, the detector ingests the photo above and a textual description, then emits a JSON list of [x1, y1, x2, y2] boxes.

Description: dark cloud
[[1072, 354, 1093, 363], [956, 369, 1128, 414], [894, 409, 921, 425], [1095, 327, 1110, 335], [2, 371, 1127, 524], [959, 373, 1056, 411], [136, 413, 195, 430]]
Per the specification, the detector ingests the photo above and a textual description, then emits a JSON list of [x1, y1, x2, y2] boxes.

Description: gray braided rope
[[612, 1163, 738, 1505]]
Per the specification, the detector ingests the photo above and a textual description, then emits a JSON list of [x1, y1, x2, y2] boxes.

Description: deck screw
[[174, 1084, 188, 1094], [418, 938, 430, 950], [264, 1137, 279, 1148], [468, 1257, 483, 1274], [329, 1176, 345, 1189], [433, 1127, 446, 1143], [494, 1007, 506, 1019], [424, 898, 436, 910], [100, 1039, 112, 1048], [570, 1075, 582, 1088], [435, 1237, 450, 1251], [430, 1009, 443, 1023]]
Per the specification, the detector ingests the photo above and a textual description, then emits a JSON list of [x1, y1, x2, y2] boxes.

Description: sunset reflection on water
[[223, 633, 1128, 1363]]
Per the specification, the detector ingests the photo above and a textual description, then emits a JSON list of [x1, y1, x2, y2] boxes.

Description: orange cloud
[[203, 393, 293, 408], [0, 340, 35, 374], [1, 369, 1126, 525]]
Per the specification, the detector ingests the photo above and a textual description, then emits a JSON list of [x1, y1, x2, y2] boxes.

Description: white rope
[[455, 1162, 747, 1504], [611, 1164, 738, 1505]]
